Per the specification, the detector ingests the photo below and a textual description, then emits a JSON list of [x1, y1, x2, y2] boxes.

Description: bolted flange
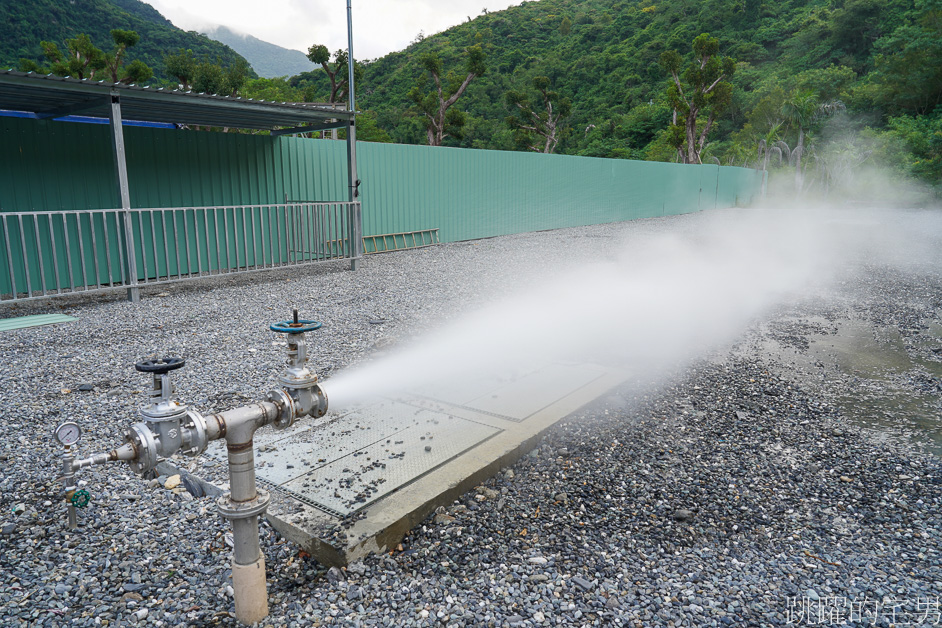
[[217, 489, 271, 521], [124, 422, 159, 475], [265, 389, 297, 431], [179, 410, 209, 456]]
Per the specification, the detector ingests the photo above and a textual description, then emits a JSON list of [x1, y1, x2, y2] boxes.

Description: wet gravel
[[1, 208, 941, 627]]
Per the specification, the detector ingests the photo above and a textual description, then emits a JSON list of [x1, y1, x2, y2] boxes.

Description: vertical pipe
[[109, 92, 140, 302], [171, 210, 182, 280], [75, 214, 88, 292], [245, 207, 255, 270], [2, 216, 17, 299], [282, 203, 290, 266], [346, 0, 362, 270], [46, 213, 62, 294], [182, 209, 193, 278], [137, 210, 148, 282], [30, 215, 47, 296], [102, 213, 116, 287], [89, 214, 102, 290], [17, 216, 32, 297], [213, 209, 222, 274], [267, 206, 275, 267], [223, 207, 231, 272], [61, 214, 74, 292], [250, 207, 259, 270], [157, 210, 167, 281], [225, 431, 268, 624]]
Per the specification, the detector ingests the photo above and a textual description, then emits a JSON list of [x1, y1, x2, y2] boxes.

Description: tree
[[409, 45, 486, 146], [755, 121, 783, 195], [559, 16, 572, 36], [659, 33, 736, 164], [780, 91, 845, 192], [105, 29, 140, 83], [19, 31, 151, 84], [186, 57, 250, 97], [306, 45, 362, 103], [39, 34, 106, 80], [505, 76, 572, 153], [865, 0, 942, 116], [164, 49, 196, 90]]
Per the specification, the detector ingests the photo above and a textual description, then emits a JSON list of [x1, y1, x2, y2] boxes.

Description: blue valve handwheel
[[270, 319, 322, 334]]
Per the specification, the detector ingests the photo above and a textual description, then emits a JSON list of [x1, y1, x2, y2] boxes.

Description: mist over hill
[[203, 25, 315, 79]]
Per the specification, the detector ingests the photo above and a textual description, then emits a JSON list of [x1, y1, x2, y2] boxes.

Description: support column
[[346, 0, 363, 271], [108, 91, 140, 302]]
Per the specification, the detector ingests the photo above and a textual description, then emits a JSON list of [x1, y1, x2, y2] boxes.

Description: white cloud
[[146, 0, 519, 61]]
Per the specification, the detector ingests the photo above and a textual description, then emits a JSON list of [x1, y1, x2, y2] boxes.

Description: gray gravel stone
[[0, 210, 939, 627]]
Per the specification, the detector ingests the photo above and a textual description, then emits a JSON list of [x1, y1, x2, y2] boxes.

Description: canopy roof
[[0, 70, 351, 131]]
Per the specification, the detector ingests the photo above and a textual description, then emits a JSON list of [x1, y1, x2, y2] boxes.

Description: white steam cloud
[[324, 206, 941, 410]]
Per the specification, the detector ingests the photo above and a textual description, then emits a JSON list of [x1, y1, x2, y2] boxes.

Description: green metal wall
[[1, 117, 762, 294]]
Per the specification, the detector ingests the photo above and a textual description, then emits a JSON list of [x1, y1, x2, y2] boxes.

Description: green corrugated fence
[[0, 117, 763, 298]]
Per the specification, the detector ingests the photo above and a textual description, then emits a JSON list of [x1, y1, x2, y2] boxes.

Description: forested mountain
[[3, 0, 939, 192], [328, 0, 938, 190], [204, 26, 315, 79], [0, 0, 247, 80]]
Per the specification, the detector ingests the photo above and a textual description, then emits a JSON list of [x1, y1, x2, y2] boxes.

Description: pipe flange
[[311, 383, 328, 418], [180, 410, 208, 456], [124, 422, 158, 475], [217, 489, 271, 520], [265, 389, 296, 431]]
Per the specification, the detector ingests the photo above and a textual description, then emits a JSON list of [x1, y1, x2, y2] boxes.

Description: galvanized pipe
[[58, 335, 327, 625]]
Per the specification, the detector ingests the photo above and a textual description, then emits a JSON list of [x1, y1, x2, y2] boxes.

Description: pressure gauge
[[54, 422, 82, 447]]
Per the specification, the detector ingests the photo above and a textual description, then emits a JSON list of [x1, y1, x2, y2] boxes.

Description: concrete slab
[[204, 361, 629, 566]]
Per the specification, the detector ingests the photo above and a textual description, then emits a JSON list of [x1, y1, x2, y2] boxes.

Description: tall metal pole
[[108, 91, 140, 302], [346, 0, 362, 270]]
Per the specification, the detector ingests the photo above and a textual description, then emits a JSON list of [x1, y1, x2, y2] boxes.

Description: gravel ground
[[0, 208, 940, 627]]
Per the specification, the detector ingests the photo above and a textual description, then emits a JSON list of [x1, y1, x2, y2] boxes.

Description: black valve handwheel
[[135, 357, 185, 374]]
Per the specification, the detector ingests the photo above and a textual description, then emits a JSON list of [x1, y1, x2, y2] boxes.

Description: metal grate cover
[[207, 398, 500, 517]]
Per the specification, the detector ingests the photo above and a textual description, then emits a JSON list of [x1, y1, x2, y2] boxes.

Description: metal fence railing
[[0, 202, 358, 303]]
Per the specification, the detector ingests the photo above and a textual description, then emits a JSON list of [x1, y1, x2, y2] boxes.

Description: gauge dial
[[54, 422, 82, 446]]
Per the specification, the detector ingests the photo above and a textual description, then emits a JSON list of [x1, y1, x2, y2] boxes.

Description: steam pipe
[[58, 319, 327, 625]]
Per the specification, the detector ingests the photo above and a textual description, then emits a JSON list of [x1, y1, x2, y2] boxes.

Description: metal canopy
[[0, 70, 353, 130]]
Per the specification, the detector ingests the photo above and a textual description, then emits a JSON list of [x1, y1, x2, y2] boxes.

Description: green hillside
[[1, 0, 248, 80], [343, 0, 940, 190]]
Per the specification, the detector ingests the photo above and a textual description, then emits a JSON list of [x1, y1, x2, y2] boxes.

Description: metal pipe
[[346, 0, 362, 271], [61, 449, 77, 529], [58, 337, 325, 625], [211, 400, 281, 625]]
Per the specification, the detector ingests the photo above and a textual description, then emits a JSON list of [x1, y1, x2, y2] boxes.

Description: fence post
[[108, 91, 140, 302]]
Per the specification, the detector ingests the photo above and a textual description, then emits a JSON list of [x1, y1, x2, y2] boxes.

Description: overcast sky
[[146, 1, 521, 61]]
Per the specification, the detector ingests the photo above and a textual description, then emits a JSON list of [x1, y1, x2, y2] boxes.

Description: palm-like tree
[[756, 121, 784, 196], [781, 92, 846, 193], [780, 91, 819, 192]]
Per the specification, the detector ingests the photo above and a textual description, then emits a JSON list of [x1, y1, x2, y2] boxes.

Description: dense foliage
[[346, 0, 940, 192], [1, 0, 247, 80], [4, 0, 940, 193]]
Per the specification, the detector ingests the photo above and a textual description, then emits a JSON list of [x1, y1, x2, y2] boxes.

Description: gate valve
[[123, 356, 208, 476], [269, 309, 323, 334], [68, 489, 91, 508], [267, 310, 328, 429]]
